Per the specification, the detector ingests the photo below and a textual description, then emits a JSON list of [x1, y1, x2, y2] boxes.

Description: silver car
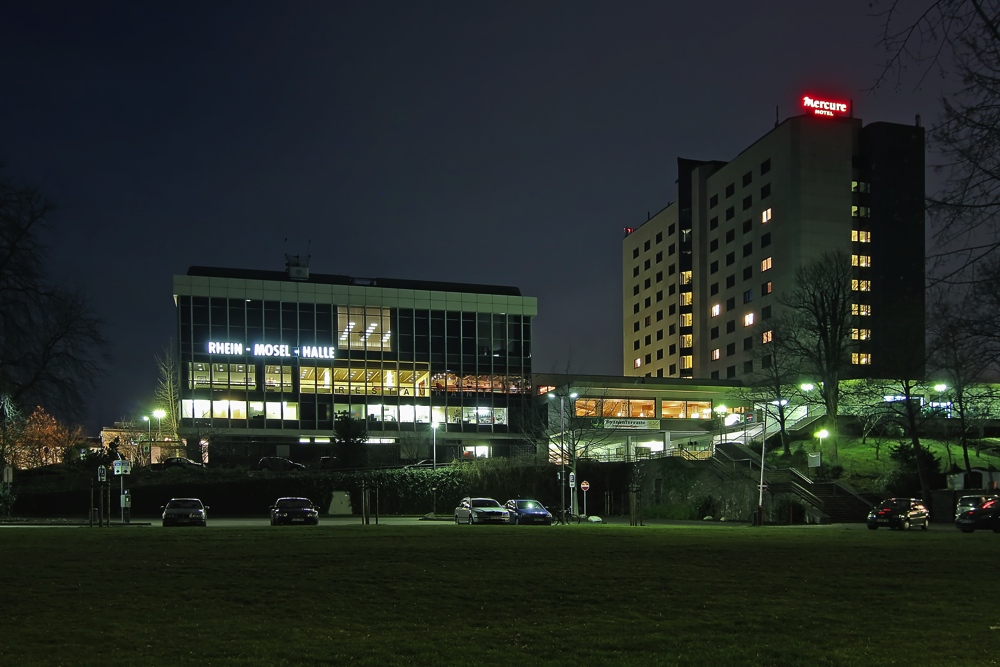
[[955, 494, 999, 520], [454, 497, 508, 524], [162, 498, 208, 527]]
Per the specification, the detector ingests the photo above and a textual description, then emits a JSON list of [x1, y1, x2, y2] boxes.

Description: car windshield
[[879, 499, 909, 510], [471, 499, 501, 508], [516, 500, 544, 510], [276, 499, 312, 509], [167, 500, 202, 509]]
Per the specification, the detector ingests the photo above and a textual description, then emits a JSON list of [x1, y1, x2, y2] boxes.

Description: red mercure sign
[[802, 95, 849, 117]]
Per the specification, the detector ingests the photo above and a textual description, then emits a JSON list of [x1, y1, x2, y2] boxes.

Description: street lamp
[[152, 409, 166, 438], [815, 428, 829, 452], [548, 389, 578, 520], [431, 421, 439, 471]]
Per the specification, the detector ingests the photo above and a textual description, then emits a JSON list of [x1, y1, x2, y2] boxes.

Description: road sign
[[113, 460, 132, 476], [97, 465, 106, 482], [757, 484, 768, 491], [569, 472, 576, 489], [581, 481, 590, 492]]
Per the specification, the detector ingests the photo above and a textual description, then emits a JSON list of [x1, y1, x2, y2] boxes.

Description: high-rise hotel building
[[622, 98, 924, 382], [173, 260, 537, 463]]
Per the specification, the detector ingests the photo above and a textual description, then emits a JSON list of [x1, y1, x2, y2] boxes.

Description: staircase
[[809, 482, 876, 523]]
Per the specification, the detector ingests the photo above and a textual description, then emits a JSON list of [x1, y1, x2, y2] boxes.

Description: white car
[[454, 497, 508, 524]]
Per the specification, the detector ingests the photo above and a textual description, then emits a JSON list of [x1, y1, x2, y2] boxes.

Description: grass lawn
[[1, 522, 997, 667]]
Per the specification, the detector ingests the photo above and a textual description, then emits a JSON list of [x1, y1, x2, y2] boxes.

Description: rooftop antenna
[[285, 242, 311, 281], [774, 105, 779, 127]]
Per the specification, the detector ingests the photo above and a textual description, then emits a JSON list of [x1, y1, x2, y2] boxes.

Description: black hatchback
[[956, 497, 1000, 533], [867, 498, 930, 531]]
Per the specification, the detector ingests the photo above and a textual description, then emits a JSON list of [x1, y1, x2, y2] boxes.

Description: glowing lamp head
[[934, 384, 947, 392]]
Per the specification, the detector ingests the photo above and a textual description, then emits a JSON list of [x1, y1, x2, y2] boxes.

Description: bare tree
[[874, 1, 1000, 282], [776, 251, 855, 453], [154, 345, 181, 442], [0, 168, 107, 427]]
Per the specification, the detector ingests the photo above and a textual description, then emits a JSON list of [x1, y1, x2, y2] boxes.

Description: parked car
[[256, 456, 306, 472], [403, 459, 433, 469], [866, 498, 930, 531], [504, 499, 553, 525], [954, 494, 999, 520], [269, 497, 320, 525], [161, 457, 205, 469], [454, 497, 508, 524], [956, 497, 1000, 533], [161, 498, 208, 527]]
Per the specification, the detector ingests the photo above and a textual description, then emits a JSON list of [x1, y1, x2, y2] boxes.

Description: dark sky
[[0, 2, 943, 433]]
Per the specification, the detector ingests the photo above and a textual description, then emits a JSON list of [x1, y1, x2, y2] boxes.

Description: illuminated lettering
[[207, 342, 244, 355], [802, 95, 849, 117], [301, 346, 335, 359], [253, 343, 292, 357]]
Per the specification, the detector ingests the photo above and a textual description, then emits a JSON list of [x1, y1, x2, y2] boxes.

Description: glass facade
[[177, 295, 532, 437]]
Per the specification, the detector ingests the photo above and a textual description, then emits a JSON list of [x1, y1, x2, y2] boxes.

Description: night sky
[[0, 2, 943, 433]]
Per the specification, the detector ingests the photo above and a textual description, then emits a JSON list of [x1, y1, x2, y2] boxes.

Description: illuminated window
[[681, 270, 692, 285], [680, 334, 693, 348], [851, 205, 870, 218], [680, 292, 692, 306], [761, 281, 772, 295], [680, 313, 693, 326], [761, 330, 772, 344], [851, 303, 872, 316], [743, 313, 755, 327], [680, 355, 693, 369], [711, 348, 721, 360], [852, 352, 872, 365], [338, 306, 393, 351], [852, 279, 871, 292], [852, 230, 872, 243], [851, 328, 872, 340], [851, 181, 870, 193], [852, 254, 872, 267], [761, 257, 772, 272], [633, 357, 642, 369], [761, 208, 772, 223], [711, 304, 721, 317]]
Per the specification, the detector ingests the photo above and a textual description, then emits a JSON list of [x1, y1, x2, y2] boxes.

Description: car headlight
[[275, 511, 288, 517]]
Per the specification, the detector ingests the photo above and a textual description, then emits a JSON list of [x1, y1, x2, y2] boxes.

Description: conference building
[[622, 95, 925, 382], [172, 260, 538, 464]]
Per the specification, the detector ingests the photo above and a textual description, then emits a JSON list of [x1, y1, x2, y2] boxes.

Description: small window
[[726, 252, 735, 266], [644, 334, 651, 345], [710, 261, 719, 274], [761, 257, 772, 272], [655, 251, 663, 263], [669, 364, 677, 375], [632, 248, 639, 259], [633, 321, 640, 332], [667, 305, 675, 316], [725, 229, 735, 243], [743, 360, 754, 373], [761, 281, 772, 295], [668, 223, 676, 235], [762, 305, 772, 319], [711, 348, 721, 361], [633, 340, 640, 351], [851, 328, 872, 340], [711, 370, 720, 379], [633, 266, 640, 277], [743, 289, 753, 304], [726, 274, 736, 288], [645, 296, 652, 307], [634, 358, 642, 369], [743, 266, 753, 280], [644, 315, 651, 326], [669, 344, 677, 355], [668, 284, 676, 296], [678, 292, 691, 305], [633, 285, 640, 296], [725, 206, 735, 221], [725, 184, 735, 197], [726, 343, 736, 356], [658, 309, 665, 320], [852, 279, 872, 292], [743, 336, 753, 351], [742, 219, 752, 233], [852, 205, 870, 218], [710, 326, 719, 340], [645, 278, 651, 289], [852, 230, 872, 243], [656, 349, 664, 360], [726, 320, 736, 333], [644, 353, 652, 364], [668, 324, 676, 335], [668, 243, 676, 256], [761, 232, 771, 248], [760, 183, 771, 199], [656, 271, 663, 282], [656, 329, 663, 341], [743, 242, 753, 257], [644, 240, 651, 251], [744, 313, 755, 327], [852, 254, 872, 267], [633, 303, 640, 314], [760, 158, 771, 175], [711, 304, 721, 317], [726, 366, 736, 379], [742, 171, 752, 187], [742, 195, 752, 211], [762, 330, 772, 344], [709, 216, 719, 230], [644, 259, 651, 270], [668, 264, 676, 275], [726, 297, 736, 310], [710, 238, 719, 252], [761, 208, 772, 224], [656, 290, 663, 302], [852, 352, 872, 365], [710, 282, 719, 296], [680, 271, 692, 285], [851, 303, 872, 316], [709, 194, 718, 208]]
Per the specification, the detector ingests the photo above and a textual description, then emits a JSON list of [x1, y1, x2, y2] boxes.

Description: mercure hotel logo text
[[802, 95, 849, 117]]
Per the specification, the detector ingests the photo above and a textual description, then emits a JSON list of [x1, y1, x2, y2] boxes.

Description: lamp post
[[714, 404, 727, 448], [142, 416, 152, 465], [548, 389, 578, 521], [152, 409, 166, 461], [431, 421, 438, 471], [815, 429, 829, 452]]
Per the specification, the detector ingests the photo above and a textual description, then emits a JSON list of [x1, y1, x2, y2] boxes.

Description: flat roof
[[185, 266, 524, 297]]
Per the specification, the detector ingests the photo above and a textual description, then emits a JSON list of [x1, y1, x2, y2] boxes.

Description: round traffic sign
[[581, 481, 590, 492]]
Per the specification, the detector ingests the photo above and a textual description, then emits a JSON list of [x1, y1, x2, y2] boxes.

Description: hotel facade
[[622, 99, 925, 382], [173, 262, 538, 463]]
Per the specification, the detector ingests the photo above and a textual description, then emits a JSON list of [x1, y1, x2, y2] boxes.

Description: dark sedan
[[162, 498, 208, 527], [956, 497, 1000, 533], [504, 499, 553, 525], [866, 498, 930, 531], [270, 497, 320, 525]]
